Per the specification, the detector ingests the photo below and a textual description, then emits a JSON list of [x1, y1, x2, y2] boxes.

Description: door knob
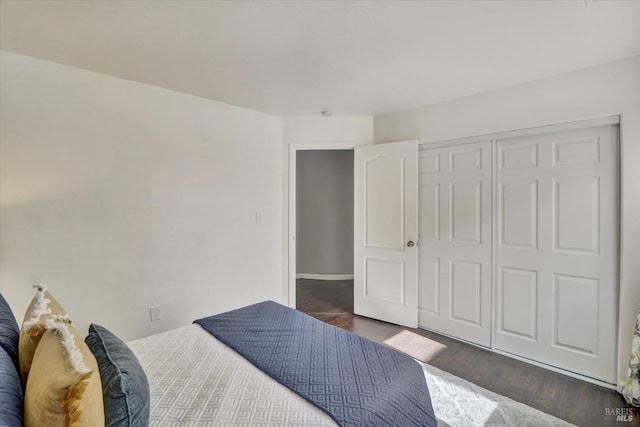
[[407, 241, 415, 247]]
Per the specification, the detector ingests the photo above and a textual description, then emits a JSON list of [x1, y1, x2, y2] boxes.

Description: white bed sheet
[[128, 324, 337, 427]]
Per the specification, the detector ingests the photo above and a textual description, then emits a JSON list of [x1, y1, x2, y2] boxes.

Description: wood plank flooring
[[296, 279, 638, 427]]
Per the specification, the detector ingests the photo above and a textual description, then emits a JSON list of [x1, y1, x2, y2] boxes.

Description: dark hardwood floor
[[296, 279, 638, 427]]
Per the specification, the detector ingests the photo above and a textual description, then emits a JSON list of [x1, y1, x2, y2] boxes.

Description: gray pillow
[[85, 324, 150, 427], [0, 347, 23, 427], [0, 293, 20, 375]]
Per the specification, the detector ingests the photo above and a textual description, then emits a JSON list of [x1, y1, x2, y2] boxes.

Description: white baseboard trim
[[296, 273, 354, 281]]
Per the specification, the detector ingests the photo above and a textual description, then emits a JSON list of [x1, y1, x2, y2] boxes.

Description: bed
[[130, 300, 436, 426], [1, 289, 436, 426]]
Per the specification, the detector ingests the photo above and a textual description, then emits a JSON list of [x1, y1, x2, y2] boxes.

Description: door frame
[[287, 142, 355, 307]]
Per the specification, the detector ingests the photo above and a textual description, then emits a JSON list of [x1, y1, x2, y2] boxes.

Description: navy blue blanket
[[195, 301, 436, 427]]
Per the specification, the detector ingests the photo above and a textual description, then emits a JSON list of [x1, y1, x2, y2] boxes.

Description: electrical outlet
[[255, 210, 262, 224], [150, 305, 161, 321]]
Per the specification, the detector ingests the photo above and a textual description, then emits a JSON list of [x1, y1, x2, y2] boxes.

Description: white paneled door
[[354, 141, 418, 328], [417, 142, 493, 347], [495, 125, 618, 383]]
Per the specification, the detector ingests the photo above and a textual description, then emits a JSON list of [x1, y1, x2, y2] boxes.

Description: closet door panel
[[450, 260, 482, 325], [552, 274, 599, 355], [498, 267, 538, 341], [418, 256, 440, 315], [495, 125, 618, 384], [498, 179, 538, 249], [419, 183, 440, 241], [553, 177, 599, 254], [418, 142, 492, 347], [449, 181, 482, 244]]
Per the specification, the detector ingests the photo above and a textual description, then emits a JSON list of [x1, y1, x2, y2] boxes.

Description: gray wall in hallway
[[296, 150, 354, 276]]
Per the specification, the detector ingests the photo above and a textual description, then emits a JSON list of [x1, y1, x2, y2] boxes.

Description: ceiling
[[1, 1, 639, 117]]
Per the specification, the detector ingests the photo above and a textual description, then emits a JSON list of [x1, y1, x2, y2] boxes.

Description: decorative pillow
[[24, 318, 104, 427], [621, 305, 640, 406], [0, 347, 23, 427], [18, 285, 68, 383], [0, 293, 20, 374], [85, 324, 150, 427]]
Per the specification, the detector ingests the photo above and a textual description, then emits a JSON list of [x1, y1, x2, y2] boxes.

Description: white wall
[[284, 116, 374, 145], [0, 51, 284, 341], [374, 55, 640, 387]]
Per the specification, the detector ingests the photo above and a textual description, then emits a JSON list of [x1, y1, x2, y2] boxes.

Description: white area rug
[[422, 362, 576, 427]]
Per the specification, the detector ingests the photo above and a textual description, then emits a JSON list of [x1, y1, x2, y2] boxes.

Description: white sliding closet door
[[418, 142, 492, 347], [495, 125, 618, 383]]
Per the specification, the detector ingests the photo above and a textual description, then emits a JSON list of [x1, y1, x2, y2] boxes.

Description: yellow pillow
[[18, 285, 68, 384], [24, 318, 104, 427]]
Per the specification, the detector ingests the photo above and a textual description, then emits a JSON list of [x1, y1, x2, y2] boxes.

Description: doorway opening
[[288, 144, 354, 316]]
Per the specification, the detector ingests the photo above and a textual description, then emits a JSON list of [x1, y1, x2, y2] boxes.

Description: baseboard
[[296, 273, 354, 281]]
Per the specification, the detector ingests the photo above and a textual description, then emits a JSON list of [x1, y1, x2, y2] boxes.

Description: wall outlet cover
[[150, 305, 161, 321]]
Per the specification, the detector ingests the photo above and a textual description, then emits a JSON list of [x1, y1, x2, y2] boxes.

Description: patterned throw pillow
[[85, 324, 150, 427]]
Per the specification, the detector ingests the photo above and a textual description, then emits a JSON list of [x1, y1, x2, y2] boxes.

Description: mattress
[[128, 324, 337, 426]]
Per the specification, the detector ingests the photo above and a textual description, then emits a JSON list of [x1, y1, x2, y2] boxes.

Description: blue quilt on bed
[[195, 300, 436, 427]]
